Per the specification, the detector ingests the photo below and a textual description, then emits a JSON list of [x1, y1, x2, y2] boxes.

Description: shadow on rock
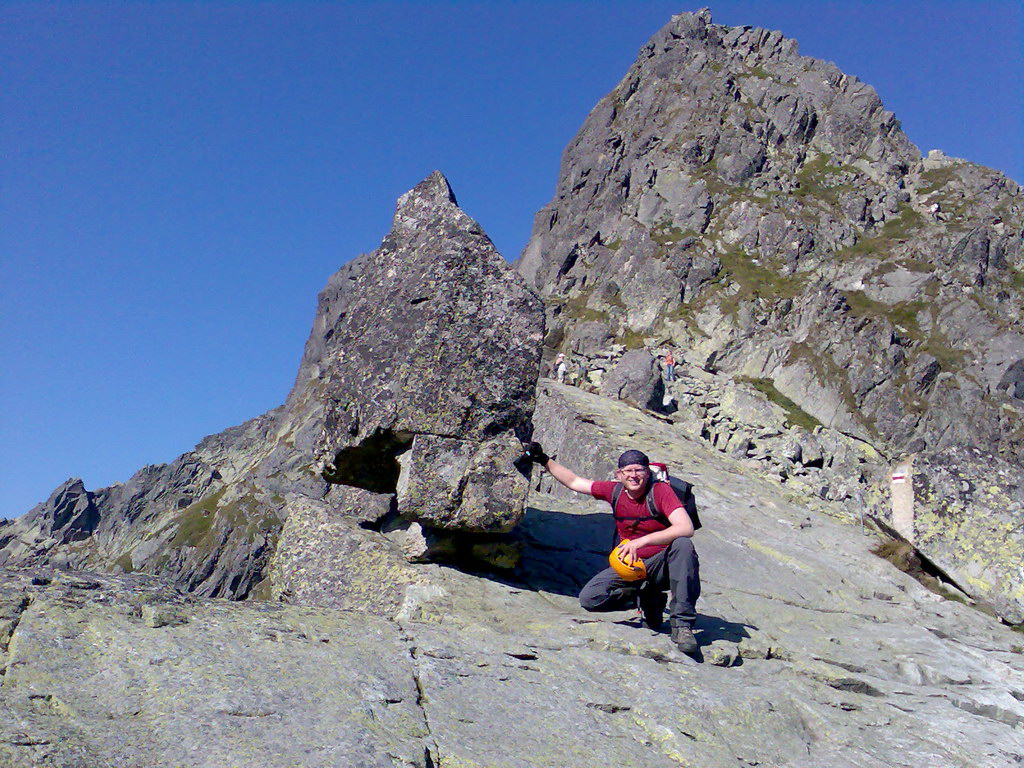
[[512, 506, 615, 597], [694, 614, 758, 644]]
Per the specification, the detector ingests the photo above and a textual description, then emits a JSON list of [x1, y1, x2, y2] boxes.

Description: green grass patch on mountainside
[[662, 299, 711, 339], [793, 154, 856, 204], [558, 293, 612, 323], [744, 64, 773, 80], [915, 166, 960, 196], [836, 236, 881, 258], [221, 495, 282, 544], [614, 328, 649, 350], [834, 204, 926, 259], [170, 487, 281, 551], [786, 341, 867, 429], [871, 539, 974, 605], [737, 376, 823, 431], [841, 291, 927, 339], [840, 293, 966, 371], [919, 322, 967, 371], [171, 488, 227, 547], [878, 205, 925, 240], [691, 160, 735, 199], [650, 220, 695, 247], [892, 257, 938, 274], [1003, 265, 1024, 294], [716, 249, 806, 313]]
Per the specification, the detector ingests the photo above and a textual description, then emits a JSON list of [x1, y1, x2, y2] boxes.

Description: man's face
[[615, 463, 649, 494]]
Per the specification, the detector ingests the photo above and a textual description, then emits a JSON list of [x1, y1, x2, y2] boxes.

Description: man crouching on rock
[[525, 444, 700, 653]]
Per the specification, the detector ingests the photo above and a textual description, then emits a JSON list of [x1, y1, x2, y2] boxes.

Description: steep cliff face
[[517, 9, 1024, 461], [0, 173, 543, 598]]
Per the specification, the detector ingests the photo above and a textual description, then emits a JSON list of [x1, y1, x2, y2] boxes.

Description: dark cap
[[617, 449, 650, 469]]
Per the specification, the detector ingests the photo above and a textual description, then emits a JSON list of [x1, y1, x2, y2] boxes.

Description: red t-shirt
[[591, 480, 684, 560]]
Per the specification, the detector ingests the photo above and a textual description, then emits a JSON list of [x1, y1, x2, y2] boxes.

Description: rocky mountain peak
[[518, 6, 1022, 452], [388, 169, 474, 242], [397, 169, 459, 211], [31, 478, 98, 542]]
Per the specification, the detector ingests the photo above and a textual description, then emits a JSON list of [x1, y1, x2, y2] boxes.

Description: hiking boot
[[637, 584, 667, 631], [671, 622, 698, 654]]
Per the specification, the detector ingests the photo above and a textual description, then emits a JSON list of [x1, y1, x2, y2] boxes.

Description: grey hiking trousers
[[579, 536, 700, 626]]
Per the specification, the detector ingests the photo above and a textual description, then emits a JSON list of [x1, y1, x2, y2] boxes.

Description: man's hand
[[523, 441, 549, 465], [618, 537, 646, 563]]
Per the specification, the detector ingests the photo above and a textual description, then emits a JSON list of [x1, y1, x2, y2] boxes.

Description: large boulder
[[599, 349, 665, 411], [266, 173, 545, 610], [0, 478, 98, 558], [314, 171, 544, 533]]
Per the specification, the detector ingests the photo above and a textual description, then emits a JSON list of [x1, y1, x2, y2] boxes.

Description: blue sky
[[2, 1, 1022, 519]]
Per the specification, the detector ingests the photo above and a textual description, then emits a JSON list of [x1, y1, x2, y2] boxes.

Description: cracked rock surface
[[2, 386, 1022, 767]]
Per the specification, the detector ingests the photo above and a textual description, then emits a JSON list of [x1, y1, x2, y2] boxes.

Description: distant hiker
[[555, 353, 567, 384], [574, 358, 588, 386], [663, 349, 676, 382], [525, 444, 700, 653]]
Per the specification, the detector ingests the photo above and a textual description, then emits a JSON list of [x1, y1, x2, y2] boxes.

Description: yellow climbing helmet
[[609, 540, 646, 581]]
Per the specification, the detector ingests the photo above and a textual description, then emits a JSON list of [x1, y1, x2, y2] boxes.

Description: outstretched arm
[[544, 457, 595, 495], [524, 442, 594, 495]]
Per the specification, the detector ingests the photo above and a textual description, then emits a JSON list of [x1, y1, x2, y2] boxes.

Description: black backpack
[[610, 476, 702, 537]]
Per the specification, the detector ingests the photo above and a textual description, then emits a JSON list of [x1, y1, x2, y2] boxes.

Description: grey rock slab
[[406, 623, 691, 768], [524, 384, 1024, 766], [861, 266, 935, 304], [0, 570, 432, 768], [267, 492, 421, 616]]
